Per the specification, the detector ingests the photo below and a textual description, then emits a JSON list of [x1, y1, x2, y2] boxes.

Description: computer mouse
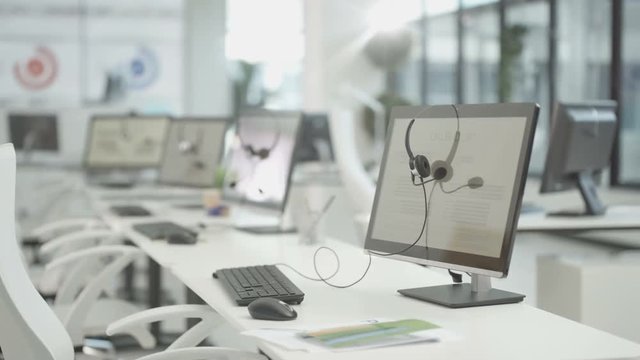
[[247, 298, 297, 321], [166, 232, 197, 245]]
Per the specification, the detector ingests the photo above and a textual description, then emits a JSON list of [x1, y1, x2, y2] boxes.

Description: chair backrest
[[0, 143, 74, 360]]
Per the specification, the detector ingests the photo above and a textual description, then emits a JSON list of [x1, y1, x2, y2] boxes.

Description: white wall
[[0, 0, 184, 112]]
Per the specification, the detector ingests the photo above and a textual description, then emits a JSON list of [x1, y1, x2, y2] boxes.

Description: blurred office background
[[1, 0, 639, 181], [2, 0, 640, 344]]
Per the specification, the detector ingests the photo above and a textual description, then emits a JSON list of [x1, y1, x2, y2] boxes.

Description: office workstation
[[2, 1, 640, 360]]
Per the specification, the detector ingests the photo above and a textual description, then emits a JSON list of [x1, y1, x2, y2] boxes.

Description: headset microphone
[[467, 176, 484, 189]]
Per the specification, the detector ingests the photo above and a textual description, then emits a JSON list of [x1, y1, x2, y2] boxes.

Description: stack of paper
[[242, 318, 457, 353]]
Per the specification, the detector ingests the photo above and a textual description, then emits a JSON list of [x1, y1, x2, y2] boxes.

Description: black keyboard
[[111, 205, 151, 217], [132, 221, 197, 240], [213, 265, 305, 306]]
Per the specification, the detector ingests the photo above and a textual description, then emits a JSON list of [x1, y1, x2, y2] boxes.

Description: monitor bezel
[[365, 103, 539, 278], [83, 113, 172, 170], [540, 101, 618, 194], [221, 109, 303, 212], [158, 117, 231, 188]]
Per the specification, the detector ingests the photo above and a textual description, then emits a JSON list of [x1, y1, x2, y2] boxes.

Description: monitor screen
[[85, 115, 170, 169], [8, 113, 59, 152], [541, 101, 617, 194], [222, 110, 302, 211], [296, 113, 334, 163], [159, 118, 229, 187], [365, 104, 538, 276]]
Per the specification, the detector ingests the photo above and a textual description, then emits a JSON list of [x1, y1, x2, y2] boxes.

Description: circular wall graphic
[[126, 46, 160, 90], [13, 46, 58, 91]]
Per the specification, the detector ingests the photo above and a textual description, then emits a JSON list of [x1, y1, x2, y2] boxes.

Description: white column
[[303, 0, 327, 112], [183, 0, 230, 116]]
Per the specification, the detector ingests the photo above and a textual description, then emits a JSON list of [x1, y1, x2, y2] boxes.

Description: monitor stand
[[398, 274, 525, 308], [548, 172, 606, 217], [235, 224, 297, 235], [231, 206, 297, 235]]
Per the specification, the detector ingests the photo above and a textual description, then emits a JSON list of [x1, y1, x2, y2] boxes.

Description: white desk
[[94, 200, 640, 360], [518, 205, 640, 232], [88, 184, 206, 203]]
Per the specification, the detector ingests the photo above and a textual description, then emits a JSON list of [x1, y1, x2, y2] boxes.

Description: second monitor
[[541, 101, 618, 216], [222, 110, 302, 233], [159, 117, 230, 188], [85, 114, 170, 169]]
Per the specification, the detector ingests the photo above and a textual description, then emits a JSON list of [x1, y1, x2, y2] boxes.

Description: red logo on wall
[[13, 46, 59, 91]]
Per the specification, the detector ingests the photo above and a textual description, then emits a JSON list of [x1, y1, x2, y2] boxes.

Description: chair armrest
[[107, 305, 220, 350], [44, 245, 140, 273], [39, 229, 124, 258], [49, 245, 142, 345], [136, 347, 267, 360], [28, 218, 105, 242]]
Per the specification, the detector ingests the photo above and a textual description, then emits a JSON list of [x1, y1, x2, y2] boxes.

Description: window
[[617, 0, 640, 184], [226, 0, 304, 111]]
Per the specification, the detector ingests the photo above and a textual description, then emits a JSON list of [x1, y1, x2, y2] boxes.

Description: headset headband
[[405, 119, 416, 161]]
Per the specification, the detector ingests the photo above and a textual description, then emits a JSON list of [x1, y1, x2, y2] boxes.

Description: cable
[[412, 177, 436, 187], [285, 182, 435, 290], [275, 247, 340, 281], [439, 181, 470, 194], [369, 182, 435, 257], [313, 247, 373, 289]]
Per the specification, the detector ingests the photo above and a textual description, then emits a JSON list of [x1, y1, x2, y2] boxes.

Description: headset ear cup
[[414, 155, 431, 178], [257, 148, 270, 160]]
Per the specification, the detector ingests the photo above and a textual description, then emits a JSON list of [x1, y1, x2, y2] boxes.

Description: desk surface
[[94, 199, 640, 360], [518, 205, 640, 232]]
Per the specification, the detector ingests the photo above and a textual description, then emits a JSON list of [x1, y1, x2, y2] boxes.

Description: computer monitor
[[365, 103, 539, 308], [8, 113, 59, 152], [295, 113, 334, 163], [541, 101, 617, 216], [84, 114, 171, 169], [158, 117, 230, 188], [222, 110, 302, 228]]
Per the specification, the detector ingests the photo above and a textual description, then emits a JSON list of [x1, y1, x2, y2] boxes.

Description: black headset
[[238, 125, 281, 161], [405, 105, 484, 190], [229, 120, 282, 194]]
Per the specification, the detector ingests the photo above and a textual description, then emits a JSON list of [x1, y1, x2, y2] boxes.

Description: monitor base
[[235, 225, 297, 235], [546, 209, 608, 217], [398, 274, 525, 308], [520, 202, 545, 214]]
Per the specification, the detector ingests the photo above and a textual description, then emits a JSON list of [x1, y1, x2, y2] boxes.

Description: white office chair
[[34, 229, 125, 299], [43, 245, 144, 349], [0, 143, 75, 360], [106, 305, 266, 360], [0, 144, 266, 360], [24, 217, 107, 246], [21, 217, 107, 267]]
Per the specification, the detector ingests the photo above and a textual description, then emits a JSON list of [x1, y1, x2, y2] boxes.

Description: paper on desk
[[242, 319, 458, 353]]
